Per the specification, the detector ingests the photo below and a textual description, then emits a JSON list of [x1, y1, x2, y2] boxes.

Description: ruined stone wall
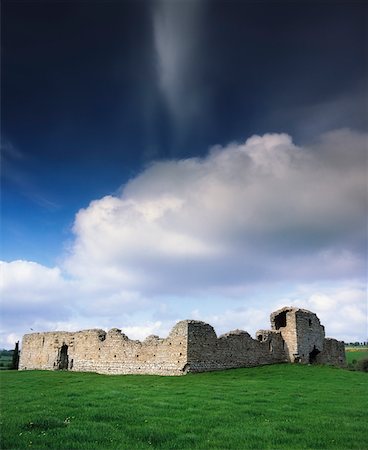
[[271, 307, 326, 363], [271, 308, 298, 362], [186, 321, 287, 373], [293, 310, 325, 364], [19, 320, 287, 375], [19, 306, 346, 375], [19, 321, 189, 376], [317, 338, 346, 367], [19, 331, 78, 371]]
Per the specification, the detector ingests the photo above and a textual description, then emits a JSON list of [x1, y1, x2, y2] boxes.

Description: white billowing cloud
[[280, 285, 367, 343], [4, 333, 19, 348], [0, 260, 71, 348], [189, 284, 367, 343], [0, 260, 67, 306], [120, 321, 164, 340], [153, 0, 206, 133], [191, 305, 270, 337], [1, 129, 367, 347], [0, 260, 165, 348], [65, 129, 367, 294]]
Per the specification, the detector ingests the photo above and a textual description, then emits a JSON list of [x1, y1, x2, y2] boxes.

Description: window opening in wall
[[57, 344, 69, 370], [309, 346, 320, 364], [309, 319, 312, 327], [274, 311, 287, 329], [257, 335, 263, 342]]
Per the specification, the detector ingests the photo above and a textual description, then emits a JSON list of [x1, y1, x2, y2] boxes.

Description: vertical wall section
[[186, 321, 287, 372]]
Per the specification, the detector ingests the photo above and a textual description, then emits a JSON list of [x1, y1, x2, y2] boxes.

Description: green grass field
[[0, 364, 367, 449], [345, 348, 368, 365]]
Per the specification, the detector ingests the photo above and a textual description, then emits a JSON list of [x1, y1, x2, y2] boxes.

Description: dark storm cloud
[[3, 1, 366, 165]]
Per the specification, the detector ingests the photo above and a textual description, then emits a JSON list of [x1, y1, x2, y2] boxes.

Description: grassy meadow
[[345, 347, 368, 365], [1, 364, 367, 450]]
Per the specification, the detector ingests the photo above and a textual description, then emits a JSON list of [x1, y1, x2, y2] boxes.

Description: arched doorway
[[57, 344, 69, 370]]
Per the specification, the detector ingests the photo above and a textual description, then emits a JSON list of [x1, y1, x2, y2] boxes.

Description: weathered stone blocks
[[18, 306, 345, 375]]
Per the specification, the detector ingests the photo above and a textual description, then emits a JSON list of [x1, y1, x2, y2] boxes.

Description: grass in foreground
[[0, 364, 367, 449]]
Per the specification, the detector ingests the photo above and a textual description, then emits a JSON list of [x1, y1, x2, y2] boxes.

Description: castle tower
[[270, 307, 325, 363]]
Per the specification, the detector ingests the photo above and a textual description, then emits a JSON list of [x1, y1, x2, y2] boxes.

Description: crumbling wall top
[[219, 330, 252, 339]]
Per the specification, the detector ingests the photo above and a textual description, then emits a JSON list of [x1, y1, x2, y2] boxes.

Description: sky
[[1, 0, 367, 349]]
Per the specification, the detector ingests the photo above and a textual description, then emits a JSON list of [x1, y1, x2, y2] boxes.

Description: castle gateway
[[19, 307, 346, 375]]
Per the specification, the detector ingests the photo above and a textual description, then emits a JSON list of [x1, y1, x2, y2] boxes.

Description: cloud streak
[[153, 0, 206, 139], [2, 140, 60, 210]]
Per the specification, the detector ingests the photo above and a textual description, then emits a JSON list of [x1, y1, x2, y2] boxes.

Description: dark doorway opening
[[309, 346, 320, 364], [57, 344, 69, 370], [274, 311, 287, 329]]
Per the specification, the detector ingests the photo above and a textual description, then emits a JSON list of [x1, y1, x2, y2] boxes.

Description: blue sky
[[1, 0, 367, 348]]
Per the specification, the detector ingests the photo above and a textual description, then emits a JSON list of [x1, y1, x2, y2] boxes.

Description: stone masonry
[[19, 307, 346, 375]]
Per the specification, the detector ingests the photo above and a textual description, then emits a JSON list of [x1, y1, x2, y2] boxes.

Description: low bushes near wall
[[355, 358, 368, 372], [345, 348, 368, 371]]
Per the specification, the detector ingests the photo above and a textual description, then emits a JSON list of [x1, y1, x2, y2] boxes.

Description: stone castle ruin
[[19, 307, 345, 375]]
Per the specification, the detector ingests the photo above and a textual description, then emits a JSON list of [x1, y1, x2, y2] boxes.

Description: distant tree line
[[0, 342, 20, 370]]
